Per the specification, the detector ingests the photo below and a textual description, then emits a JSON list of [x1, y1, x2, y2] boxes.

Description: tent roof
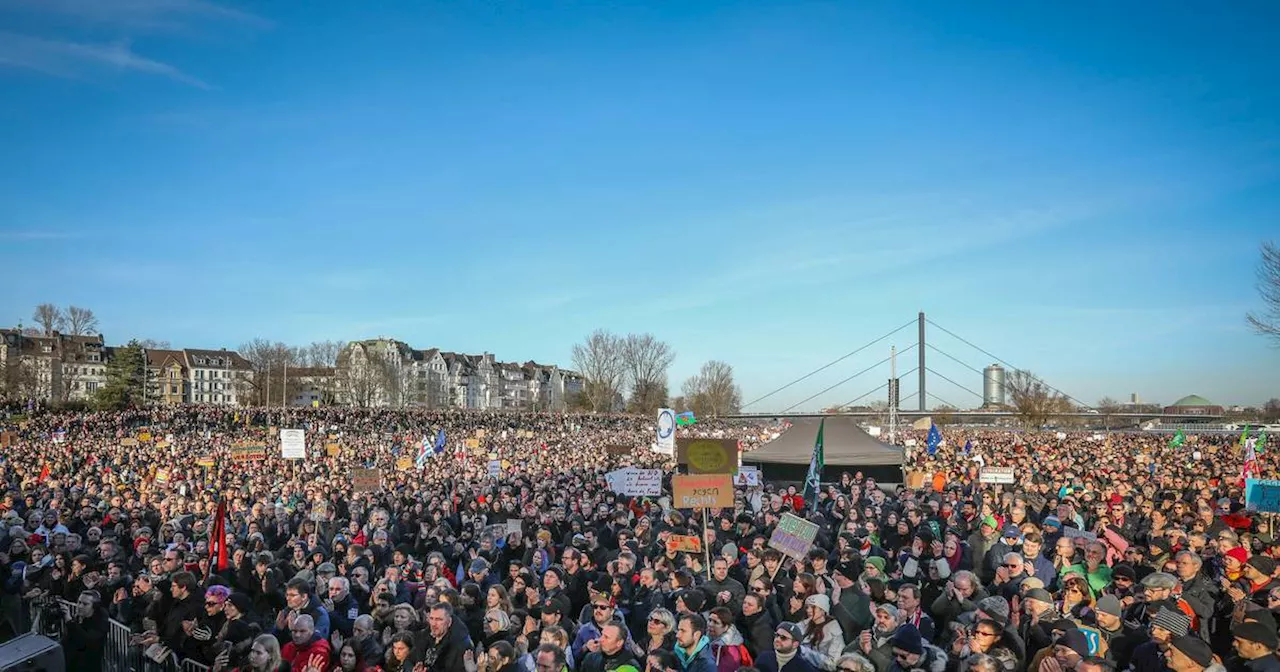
[[742, 417, 904, 466]]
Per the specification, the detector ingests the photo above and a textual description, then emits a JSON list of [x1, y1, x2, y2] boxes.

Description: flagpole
[[702, 508, 712, 581]]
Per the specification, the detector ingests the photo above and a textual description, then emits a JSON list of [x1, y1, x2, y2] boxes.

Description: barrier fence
[[21, 594, 210, 672]]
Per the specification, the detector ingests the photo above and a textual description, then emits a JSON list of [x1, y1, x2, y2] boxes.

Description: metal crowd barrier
[[22, 594, 211, 672]]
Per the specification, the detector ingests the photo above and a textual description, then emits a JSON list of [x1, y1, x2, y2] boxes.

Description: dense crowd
[[1, 406, 1278, 672]]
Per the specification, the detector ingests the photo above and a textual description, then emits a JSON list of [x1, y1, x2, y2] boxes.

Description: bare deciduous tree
[[137, 339, 172, 350], [338, 344, 388, 408], [1248, 241, 1280, 343], [239, 339, 302, 405], [1006, 369, 1066, 428], [621, 333, 675, 414], [571, 329, 626, 412], [681, 360, 742, 417], [33, 304, 64, 336], [304, 340, 345, 368], [1096, 396, 1121, 427], [64, 306, 99, 336]]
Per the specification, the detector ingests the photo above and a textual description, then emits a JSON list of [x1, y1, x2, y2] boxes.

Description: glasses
[[205, 601, 219, 607], [974, 631, 999, 638], [593, 605, 611, 611], [1002, 563, 1019, 568], [774, 634, 793, 642]]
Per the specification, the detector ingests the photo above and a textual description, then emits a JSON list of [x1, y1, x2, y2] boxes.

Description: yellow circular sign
[[686, 440, 729, 473]]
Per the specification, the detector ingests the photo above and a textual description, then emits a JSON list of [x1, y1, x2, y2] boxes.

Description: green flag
[[1169, 429, 1186, 449], [803, 419, 825, 512], [1240, 425, 1252, 452], [1259, 431, 1268, 455]]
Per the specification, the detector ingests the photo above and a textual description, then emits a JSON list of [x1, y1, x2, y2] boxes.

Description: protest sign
[[672, 473, 734, 509], [667, 534, 702, 554], [153, 469, 170, 485], [487, 460, 501, 478], [120, 437, 139, 447], [196, 455, 216, 468], [733, 466, 761, 487], [979, 467, 1016, 484], [605, 468, 662, 496], [395, 457, 413, 471], [325, 443, 341, 457], [507, 519, 522, 536], [230, 445, 266, 462], [769, 512, 820, 561], [606, 445, 632, 456], [676, 438, 738, 474], [464, 438, 480, 450], [1245, 479, 1280, 513], [280, 429, 306, 459], [137, 431, 152, 443], [351, 468, 381, 493], [656, 409, 676, 456], [1061, 526, 1098, 542], [0, 431, 14, 448], [310, 500, 328, 522]]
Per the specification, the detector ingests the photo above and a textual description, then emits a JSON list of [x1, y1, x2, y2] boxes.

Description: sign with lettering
[[153, 469, 170, 485], [667, 534, 702, 554], [395, 457, 413, 471], [1245, 479, 1280, 513], [606, 445, 632, 456], [137, 431, 152, 443], [769, 512, 820, 561], [487, 460, 501, 478], [280, 429, 306, 459], [605, 468, 662, 496], [325, 443, 341, 457], [120, 438, 139, 447], [230, 445, 267, 462], [196, 455, 216, 468], [352, 468, 381, 493], [676, 438, 738, 474], [0, 431, 15, 448], [1061, 526, 1098, 542], [464, 438, 480, 450], [979, 467, 1016, 484], [672, 473, 734, 509]]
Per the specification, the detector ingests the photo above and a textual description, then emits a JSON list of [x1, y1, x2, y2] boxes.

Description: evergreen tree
[[94, 340, 145, 410]]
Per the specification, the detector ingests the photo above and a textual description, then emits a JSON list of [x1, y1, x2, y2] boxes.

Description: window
[[41, 344, 52, 353], [88, 353, 99, 362], [86, 381, 99, 392]]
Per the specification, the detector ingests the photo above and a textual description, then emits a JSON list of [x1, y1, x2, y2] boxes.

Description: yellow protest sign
[[464, 438, 480, 450], [138, 432, 152, 443], [395, 457, 413, 471], [676, 439, 738, 474], [325, 443, 340, 457]]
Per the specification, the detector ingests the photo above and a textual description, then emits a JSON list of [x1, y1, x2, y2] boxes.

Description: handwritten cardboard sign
[[667, 534, 702, 554], [605, 468, 662, 496], [676, 438, 738, 474], [120, 437, 139, 447], [195, 455, 216, 468], [395, 457, 413, 471], [606, 445, 632, 456], [326, 443, 341, 457], [352, 468, 381, 493], [769, 512, 819, 561], [672, 473, 734, 509], [230, 445, 266, 462], [733, 466, 761, 487]]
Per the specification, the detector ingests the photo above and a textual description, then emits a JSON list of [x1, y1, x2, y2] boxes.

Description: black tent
[[742, 417, 905, 484]]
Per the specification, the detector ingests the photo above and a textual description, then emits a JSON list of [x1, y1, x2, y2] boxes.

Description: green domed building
[[1163, 394, 1224, 416]]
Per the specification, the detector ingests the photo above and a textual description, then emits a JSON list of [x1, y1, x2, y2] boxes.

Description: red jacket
[[282, 635, 331, 672]]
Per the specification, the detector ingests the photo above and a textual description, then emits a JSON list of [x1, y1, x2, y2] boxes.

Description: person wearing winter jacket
[[675, 613, 718, 672], [886, 624, 947, 672], [578, 623, 642, 672], [280, 613, 332, 672], [757, 622, 821, 672], [739, 593, 777, 660], [708, 607, 753, 672], [799, 594, 845, 671]]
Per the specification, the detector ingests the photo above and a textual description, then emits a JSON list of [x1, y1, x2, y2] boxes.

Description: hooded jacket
[[711, 624, 752, 672], [677, 635, 718, 672]]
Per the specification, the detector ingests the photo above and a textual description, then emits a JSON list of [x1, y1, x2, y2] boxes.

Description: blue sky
[[1, 1, 1278, 410]]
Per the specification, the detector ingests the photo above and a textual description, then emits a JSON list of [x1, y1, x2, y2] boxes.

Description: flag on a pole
[[208, 499, 229, 576], [416, 436, 431, 469], [927, 423, 942, 456], [434, 429, 447, 455], [37, 463, 50, 483], [1240, 425, 1252, 451], [802, 419, 825, 511], [963, 439, 972, 455], [676, 411, 697, 426], [1258, 430, 1268, 455], [1169, 429, 1186, 449]]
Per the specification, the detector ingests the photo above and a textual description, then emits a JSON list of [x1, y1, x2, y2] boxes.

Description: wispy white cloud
[[0, 0, 269, 30], [0, 31, 210, 87]]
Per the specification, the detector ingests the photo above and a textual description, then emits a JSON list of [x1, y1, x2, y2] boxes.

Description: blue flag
[[963, 439, 972, 455], [434, 429, 447, 455], [927, 423, 942, 456]]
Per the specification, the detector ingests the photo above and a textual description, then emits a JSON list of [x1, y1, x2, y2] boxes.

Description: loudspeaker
[[0, 633, 63, 671]]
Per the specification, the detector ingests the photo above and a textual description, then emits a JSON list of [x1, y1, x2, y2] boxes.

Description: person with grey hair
[[325, 575, 359, 640], [933, 571, 988, 634], [1173, 551, 1216, 640]]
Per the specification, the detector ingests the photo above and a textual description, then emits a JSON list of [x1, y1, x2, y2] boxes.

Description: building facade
[[0, 329, 108, 403], [183, 349, 253, 406]]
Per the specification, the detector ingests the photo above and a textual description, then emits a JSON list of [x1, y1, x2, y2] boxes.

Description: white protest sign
[[1055, 432, 1067, 440], [734, 466, 761, 487], [904, 439, 918, 447], [1061, 526, 1098, 542], [605, 467, 662, 497], [979, 467, 1015, 484], [655, 409, 676, 456], [487, 460, 501, 478], [280, 429, 306, 459]]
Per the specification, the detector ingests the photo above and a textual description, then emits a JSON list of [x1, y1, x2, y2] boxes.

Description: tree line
[[569, 329, 742, 417]]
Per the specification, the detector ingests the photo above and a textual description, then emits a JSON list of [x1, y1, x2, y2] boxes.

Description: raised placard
[[672, 473, 734, 509], [676, 438, 738, 474]]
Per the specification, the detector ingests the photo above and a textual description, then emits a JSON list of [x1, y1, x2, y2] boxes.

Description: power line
[[839, 366, 919, 408], [924, 366, 985, 401], [925, 318, 1090, 409], [742, 318, 917, 409], [782, 344, 917, 413]]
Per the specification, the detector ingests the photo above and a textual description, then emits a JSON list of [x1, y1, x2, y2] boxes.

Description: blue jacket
[[676, 636, 718, 672], [326, 592, 360, 638], [274, 593, 331, 642]]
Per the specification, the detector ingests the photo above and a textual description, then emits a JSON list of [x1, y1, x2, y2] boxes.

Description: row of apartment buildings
[[0, 330, 581, 411]]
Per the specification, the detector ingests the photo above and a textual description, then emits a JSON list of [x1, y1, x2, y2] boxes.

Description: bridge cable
[[838, 366, 919, 409], [925, 318, 1090, 409], [781, 344, 917, 413], [742, 318, 917, 409], [923, 366, 986, 401]]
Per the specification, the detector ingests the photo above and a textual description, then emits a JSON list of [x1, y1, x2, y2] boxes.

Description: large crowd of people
[[1, 405, 1277, 672]]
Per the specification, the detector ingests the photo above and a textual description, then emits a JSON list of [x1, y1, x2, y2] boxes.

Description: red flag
[[208, 500, 229, 575], [37, 463, 50, 483]]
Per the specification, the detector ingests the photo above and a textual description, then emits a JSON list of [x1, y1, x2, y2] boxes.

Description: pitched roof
[[145, 349, 187, 369], [183, 349, 252, 370]]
